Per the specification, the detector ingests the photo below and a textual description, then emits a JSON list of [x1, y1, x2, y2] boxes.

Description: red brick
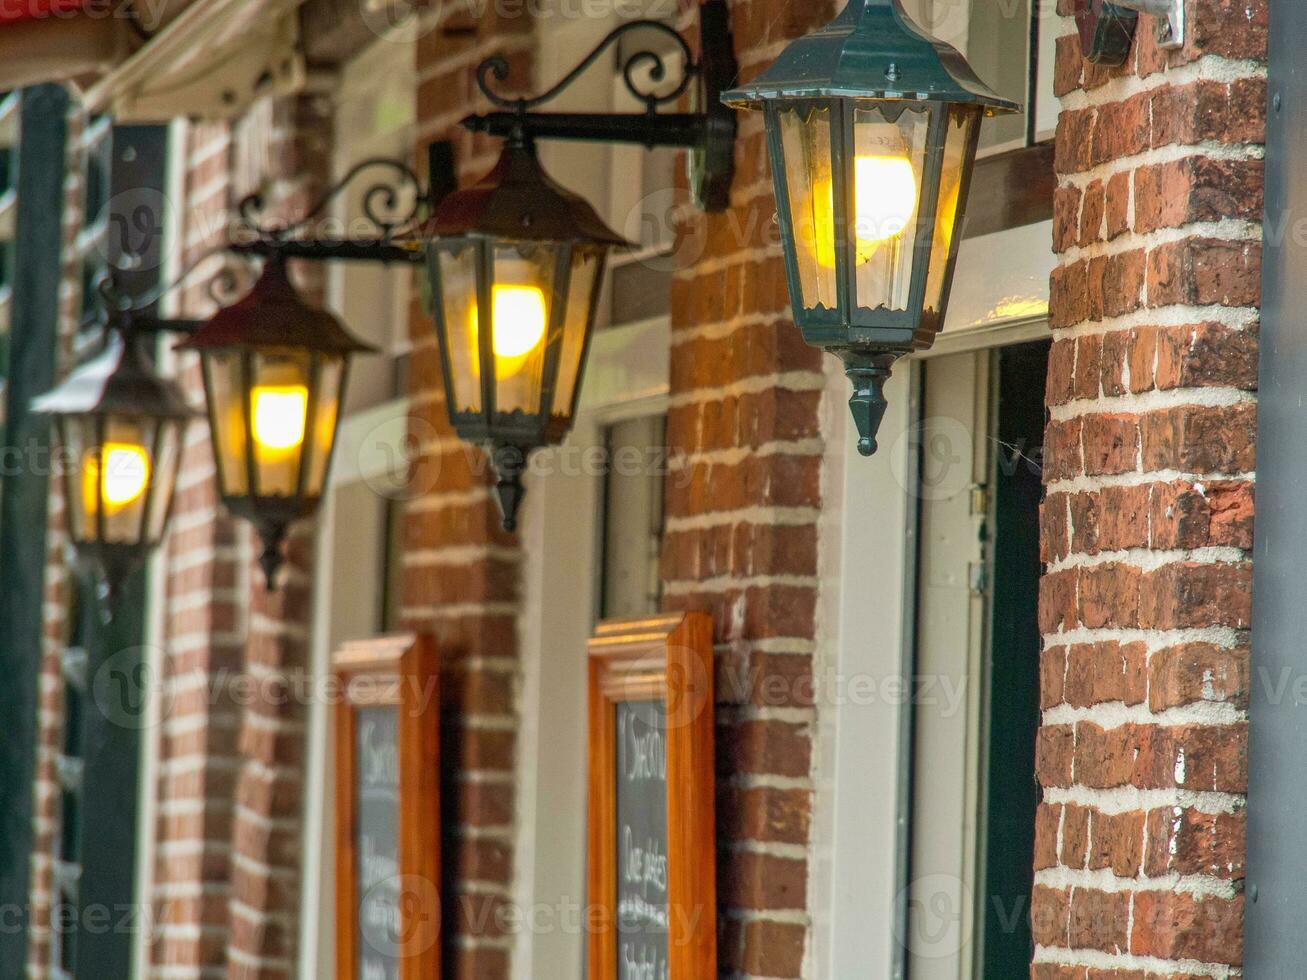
[[1130, 892, 1243, 965]]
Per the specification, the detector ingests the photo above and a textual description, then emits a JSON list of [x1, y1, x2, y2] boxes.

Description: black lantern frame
[[176, 2, 741, 534], [176, 255, 376, 587], [724, 0, 1020, 456], [424, 134, 630, 529], [31, 279, 197, 612]]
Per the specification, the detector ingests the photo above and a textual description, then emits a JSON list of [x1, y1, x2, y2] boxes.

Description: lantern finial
[[490, 445, 527, 533], [257, 522, 288, 590], [845, 353, 897, 457]]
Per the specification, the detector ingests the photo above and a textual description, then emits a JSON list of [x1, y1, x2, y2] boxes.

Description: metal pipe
[[462, 111, 710, 150]]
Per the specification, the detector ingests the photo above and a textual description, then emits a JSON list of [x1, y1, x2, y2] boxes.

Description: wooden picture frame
[[587, 612, 716, 980], [333, 633, 440, 980]]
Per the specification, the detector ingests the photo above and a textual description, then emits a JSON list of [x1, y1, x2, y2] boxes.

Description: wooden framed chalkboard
[[333, 634, 440, 980], [587, 612, 716, 980]]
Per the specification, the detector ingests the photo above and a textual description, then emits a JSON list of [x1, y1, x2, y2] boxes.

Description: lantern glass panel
[[490, 242, 555, 416], [304, 354, 345, 499], [249, 348, 313, 497], [203, 349, 250, 497], [437, 244, 482, 414], [777, 104, 837, 311], [59, 416, 89, 542], [553, 248, 602, 416], [144, 418, 183, 542], [72, 415, 154, 545], [922, 107, 980, 321], [851, 103, 931, 314]]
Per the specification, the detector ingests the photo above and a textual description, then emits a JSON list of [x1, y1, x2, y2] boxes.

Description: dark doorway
[[903, 338, 1047, 978], [976, 339, 1047, 976]]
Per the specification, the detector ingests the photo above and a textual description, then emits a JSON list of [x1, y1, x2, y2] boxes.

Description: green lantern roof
[[722, 0, 1021, 112]]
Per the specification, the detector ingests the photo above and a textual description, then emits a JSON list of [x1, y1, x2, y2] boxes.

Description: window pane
[[601, 414, 666, 619]]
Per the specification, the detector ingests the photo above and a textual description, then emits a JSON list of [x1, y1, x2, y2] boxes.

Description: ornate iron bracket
[[462, 0, 739, 212], [227, 141, 458, 265]]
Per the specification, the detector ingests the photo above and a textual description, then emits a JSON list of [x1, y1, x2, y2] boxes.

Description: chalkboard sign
[[356, 707, 401, 980], [615, 700, 670, 979], [588, 614, 716, 980], [333, 634, 440, 980]]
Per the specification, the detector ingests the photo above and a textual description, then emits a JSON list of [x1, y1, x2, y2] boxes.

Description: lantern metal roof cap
[[426, 135, 632, 249], [32, 330, 195, 420], [176, 256, 377, 356], [722, 0, 1021, 112]]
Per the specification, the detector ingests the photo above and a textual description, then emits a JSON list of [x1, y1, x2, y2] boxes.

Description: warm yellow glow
[[810, 154, 919, 268], [252, 385, 308, 453], [83, 442, 150, 517], [467, 284, 548, 376], [491, 285, 547, 358]]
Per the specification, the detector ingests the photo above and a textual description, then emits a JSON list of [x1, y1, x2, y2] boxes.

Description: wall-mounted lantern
[[424, 134, 629, 530], [32, 307, 195, 610], [723, 0, 1019, 456], [427, 0, 737, 527], [177, 256, 375, 586]]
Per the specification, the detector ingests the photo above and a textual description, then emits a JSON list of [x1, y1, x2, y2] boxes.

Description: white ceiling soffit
[[81, 0, 307, 123]]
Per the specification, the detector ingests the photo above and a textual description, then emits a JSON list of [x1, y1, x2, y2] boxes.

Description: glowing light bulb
[[84, 442, 150, 517], [252, 385, 308, 453], [492, 285, 547, 359], [809, 154, 919, 269], [467, 285, 548, 376]]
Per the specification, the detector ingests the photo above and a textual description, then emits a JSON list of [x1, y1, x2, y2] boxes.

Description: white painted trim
[[810, 358, 919, 979], [945, 221, 1054, 334], [299, 33, 417, 977], [133, 116, 191, 980]]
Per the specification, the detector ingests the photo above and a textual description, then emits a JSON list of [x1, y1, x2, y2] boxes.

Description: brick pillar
[[224, 94, 334, 980], [658, 1, 837, 976], [152, 120, 246, 979], [1032, 2, 1265, 976], [399, 8, 536, 979]]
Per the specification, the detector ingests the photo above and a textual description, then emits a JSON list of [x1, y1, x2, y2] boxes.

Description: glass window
[[599, 414, 667, 619], [903, 0, 1050, 152]]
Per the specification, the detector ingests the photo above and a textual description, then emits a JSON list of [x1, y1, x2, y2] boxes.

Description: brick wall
[[150, 95, 328, 979], [398, 6, 535, 978], [1032, 1, 1265, 976], [150, 118, 246, 979], [660, 1, 837, 976]]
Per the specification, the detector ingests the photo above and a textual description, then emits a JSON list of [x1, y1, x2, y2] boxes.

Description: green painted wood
[[0, 83, 70, 979], [71, 123, 169, 980], [977, 340, 1047, 977]]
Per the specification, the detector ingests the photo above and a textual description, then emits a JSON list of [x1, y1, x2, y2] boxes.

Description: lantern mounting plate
[[461, 0, 739, 212], [1076, 0, 1184, 67]]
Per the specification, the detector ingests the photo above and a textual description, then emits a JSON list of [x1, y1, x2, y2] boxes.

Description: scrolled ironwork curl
[[475, 21, 697, 115], [235, 158, 425, 242]]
